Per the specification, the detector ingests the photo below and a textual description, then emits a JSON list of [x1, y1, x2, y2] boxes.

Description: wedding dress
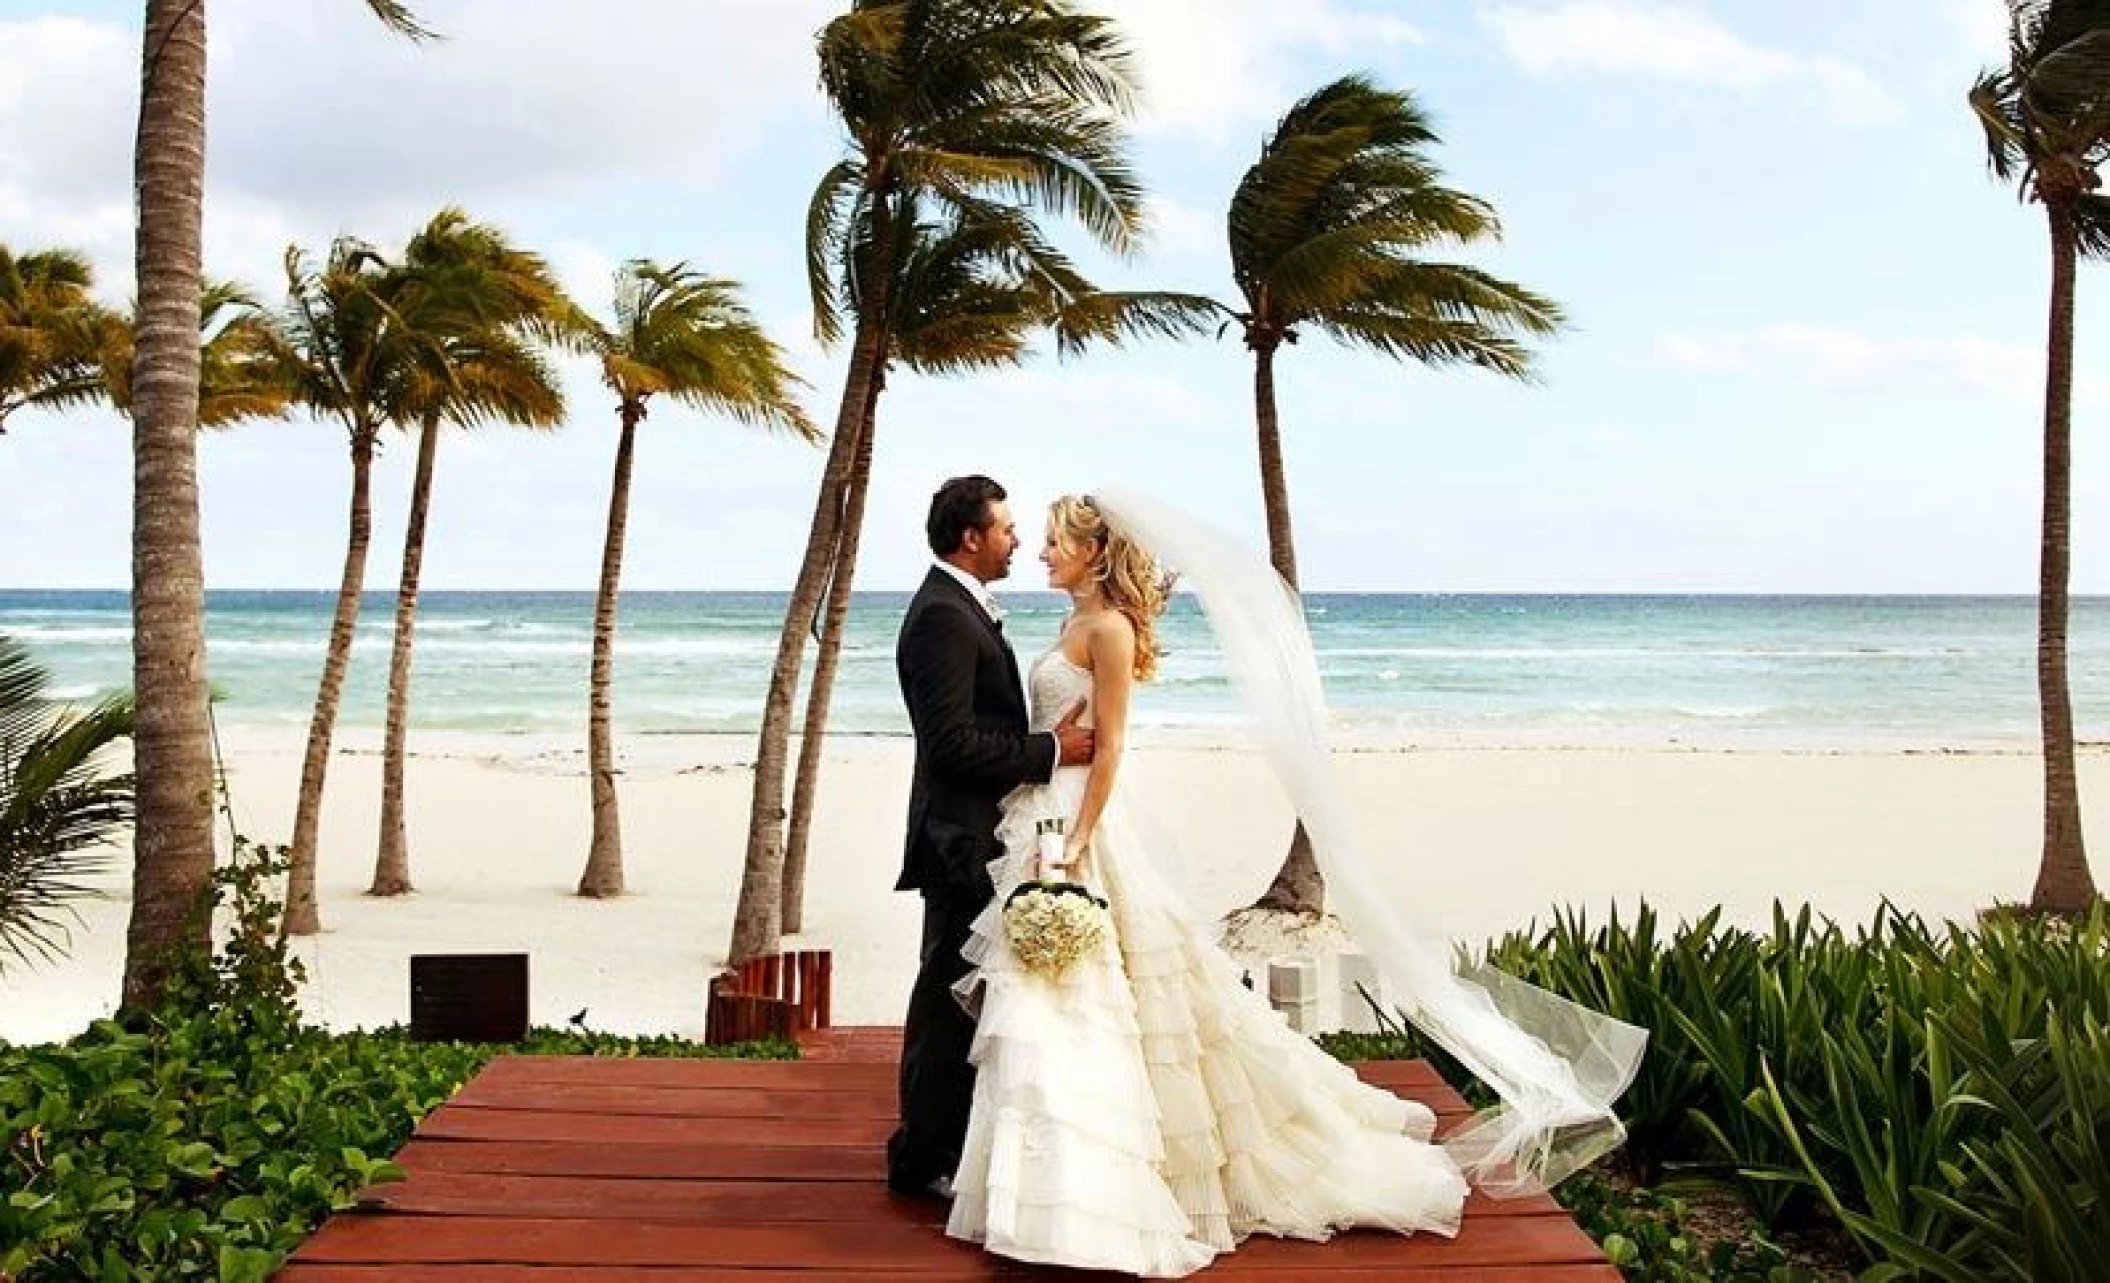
[[946, 648, 1469, 1277]]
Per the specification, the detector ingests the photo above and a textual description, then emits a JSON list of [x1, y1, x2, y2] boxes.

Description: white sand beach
[[0, 727, 2088, 1047]]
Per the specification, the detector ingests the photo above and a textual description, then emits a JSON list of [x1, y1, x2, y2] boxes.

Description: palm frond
[[0, 635, 132, 971], [100, 278, 293, 426], [1971, 67, 2029, 183], [1227, 74, 1563, 376], [814, 0, 1148, 330], [601, 260, 819, 442], [807, 161, 866, 347], [378, 209, 580, 431], [1314, 304, 1541, 378], [2077, 190, 2110, 255], [1052, 291, 1230, 359], [0, 244, 113, 430], [1974, 2, 2110, 204], [1230, 76, 1444, 290], [364, 0, 438, 41]]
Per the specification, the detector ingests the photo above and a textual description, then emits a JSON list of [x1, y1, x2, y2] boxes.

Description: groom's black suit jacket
[[895, 566, 1057, 900]]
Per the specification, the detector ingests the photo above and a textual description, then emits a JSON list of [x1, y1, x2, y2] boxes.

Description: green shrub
[[1328, 900, 2110, 1281], [0, 837, 790, 1280]]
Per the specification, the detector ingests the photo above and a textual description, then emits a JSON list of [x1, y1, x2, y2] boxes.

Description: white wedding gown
[[946, 649, 1469, 1277]]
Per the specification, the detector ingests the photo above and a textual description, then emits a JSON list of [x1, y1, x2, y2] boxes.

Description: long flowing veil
[[1093, 485, 1648, 1196]]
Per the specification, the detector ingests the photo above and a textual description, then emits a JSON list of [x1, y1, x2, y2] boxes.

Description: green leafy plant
[[0, 833, 790, 1280], [0, 633, 133, 970], [1326, 899, 2110, 1280]]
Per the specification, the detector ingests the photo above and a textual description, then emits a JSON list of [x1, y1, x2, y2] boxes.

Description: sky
[[0, 0, 2094, 593]]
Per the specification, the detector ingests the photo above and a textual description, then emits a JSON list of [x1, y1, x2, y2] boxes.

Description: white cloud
[[206, 0, 837, 217], [1085, 0, 1427, 143], [0, 1, 836, 296], [1480, 2, 1902, 123], [1946, 0, 2011, 65], [1657, 325, 2060, 403], [1142, 194, 1220, 259]]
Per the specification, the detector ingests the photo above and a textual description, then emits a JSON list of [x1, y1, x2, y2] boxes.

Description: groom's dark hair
[[927, 475, 1006, 555]]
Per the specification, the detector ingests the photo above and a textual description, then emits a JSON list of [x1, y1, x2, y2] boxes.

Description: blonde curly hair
[[1049, 494, 1173, 681]]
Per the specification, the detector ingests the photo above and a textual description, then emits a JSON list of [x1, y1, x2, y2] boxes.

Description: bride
[[946, 491, 1647, 1277]]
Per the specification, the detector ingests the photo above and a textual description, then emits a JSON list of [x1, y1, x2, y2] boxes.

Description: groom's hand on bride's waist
[[1053, 699, 1094, 766]]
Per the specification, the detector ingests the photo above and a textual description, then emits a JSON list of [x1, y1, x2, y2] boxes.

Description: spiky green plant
[[0, 634, 133, 969]]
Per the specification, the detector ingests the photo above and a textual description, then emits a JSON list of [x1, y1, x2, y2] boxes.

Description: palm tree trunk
[[1246, 337, 1325, 917], [121, 0, 215, 1013], [729, 215, 897, 966], [580, 403, 642, 898], [1252, 339, 1300, 588], [782, 377, 883, 933], [373, 415, 439, 897], [2032, 201, 2097, 912], [284, 426, 377, 935]]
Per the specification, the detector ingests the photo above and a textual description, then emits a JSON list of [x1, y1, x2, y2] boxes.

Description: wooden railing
[[705, 949, 832, 1045]]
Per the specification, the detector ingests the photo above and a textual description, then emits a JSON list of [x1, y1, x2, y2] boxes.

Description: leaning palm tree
[[371, 211, 574, 898], [101, 280, 294, 428], [1219, 75, 1564, 918], [0, 635, 134, 970], [779, 197, 1209, 932], [577, 262, 816, 899], [0, 246, 111, 434], [266, 235, 441, 935], [123, 0, 431, 1011], [1970, 0, 2110, 911], [728, 0, 1148, 964]]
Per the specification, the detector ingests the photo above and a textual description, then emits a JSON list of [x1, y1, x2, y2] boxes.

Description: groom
[[887, 475, 1093, 1199]]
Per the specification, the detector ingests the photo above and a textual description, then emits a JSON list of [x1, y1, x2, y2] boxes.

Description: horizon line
[[0, 585, 2097, 600]]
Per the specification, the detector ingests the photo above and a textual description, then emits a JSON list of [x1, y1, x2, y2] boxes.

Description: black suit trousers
[[885, 887, 984, 1190]]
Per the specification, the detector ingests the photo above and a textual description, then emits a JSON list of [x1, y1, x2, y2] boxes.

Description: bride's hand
[[1061, 831, 1093, 880]]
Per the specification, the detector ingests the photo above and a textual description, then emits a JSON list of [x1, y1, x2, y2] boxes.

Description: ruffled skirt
[[947, 767, 1468, 1277]]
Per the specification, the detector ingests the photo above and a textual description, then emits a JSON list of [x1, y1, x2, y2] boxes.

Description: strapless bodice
[[1026, 648, 1094, 731]]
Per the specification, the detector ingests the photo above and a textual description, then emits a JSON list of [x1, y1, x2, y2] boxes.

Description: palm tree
[[1219, 75, 1564, 918], [577, 262, 816, 899], [0, 246, 111, 434], [266, 234, 435, 935], [122, 0, 431, 1012], [728, 0, 1147, 965], [1970, 0, 2110, 912], [372, 211, 574, 898], [779, 198, 1208, 931], [101, 281, 294, 428], [0, 635, 134, 970]]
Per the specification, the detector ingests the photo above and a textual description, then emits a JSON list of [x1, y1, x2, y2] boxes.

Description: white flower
[[1003, 882, 1109, 979]]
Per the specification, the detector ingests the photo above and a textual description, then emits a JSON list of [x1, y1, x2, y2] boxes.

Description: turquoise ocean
[[5, 590, 2109, 748]]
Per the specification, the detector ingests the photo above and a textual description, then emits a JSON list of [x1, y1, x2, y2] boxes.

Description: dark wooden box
[[410, 953, 529, 1043]]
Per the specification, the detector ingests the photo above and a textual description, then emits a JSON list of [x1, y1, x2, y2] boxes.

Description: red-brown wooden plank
[[395, 1139, 880, 1181], [446, 1082, 909, 1119], [356, 1172, 1561, 1222], [414, 1107, 891, 1147], [285, 1048, 1609, 1282], [475, 1056, 897, 1091], [445, 1081, 1470, 1125], [279, 1266, 1619, 1282], [293, 1213, 1599, 1270], [279, 1265, 1619, 1282], [472, 1054, 1449, 1096]]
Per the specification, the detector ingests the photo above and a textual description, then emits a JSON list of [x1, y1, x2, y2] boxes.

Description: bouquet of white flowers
[[1003, 818, 1110, 979]]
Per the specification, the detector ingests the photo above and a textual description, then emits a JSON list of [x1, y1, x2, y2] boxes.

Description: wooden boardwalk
[[277, 1027, 1617, 1280]]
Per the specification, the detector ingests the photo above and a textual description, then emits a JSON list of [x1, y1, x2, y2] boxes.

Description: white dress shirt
[[933, 558, 1004, 624]]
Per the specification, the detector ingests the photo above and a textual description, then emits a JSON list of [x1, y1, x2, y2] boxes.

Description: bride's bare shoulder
[[1082, 610, 1136, 661]]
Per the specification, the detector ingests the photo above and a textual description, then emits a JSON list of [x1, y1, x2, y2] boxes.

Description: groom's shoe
[[888, 1173, 957, 1201]]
